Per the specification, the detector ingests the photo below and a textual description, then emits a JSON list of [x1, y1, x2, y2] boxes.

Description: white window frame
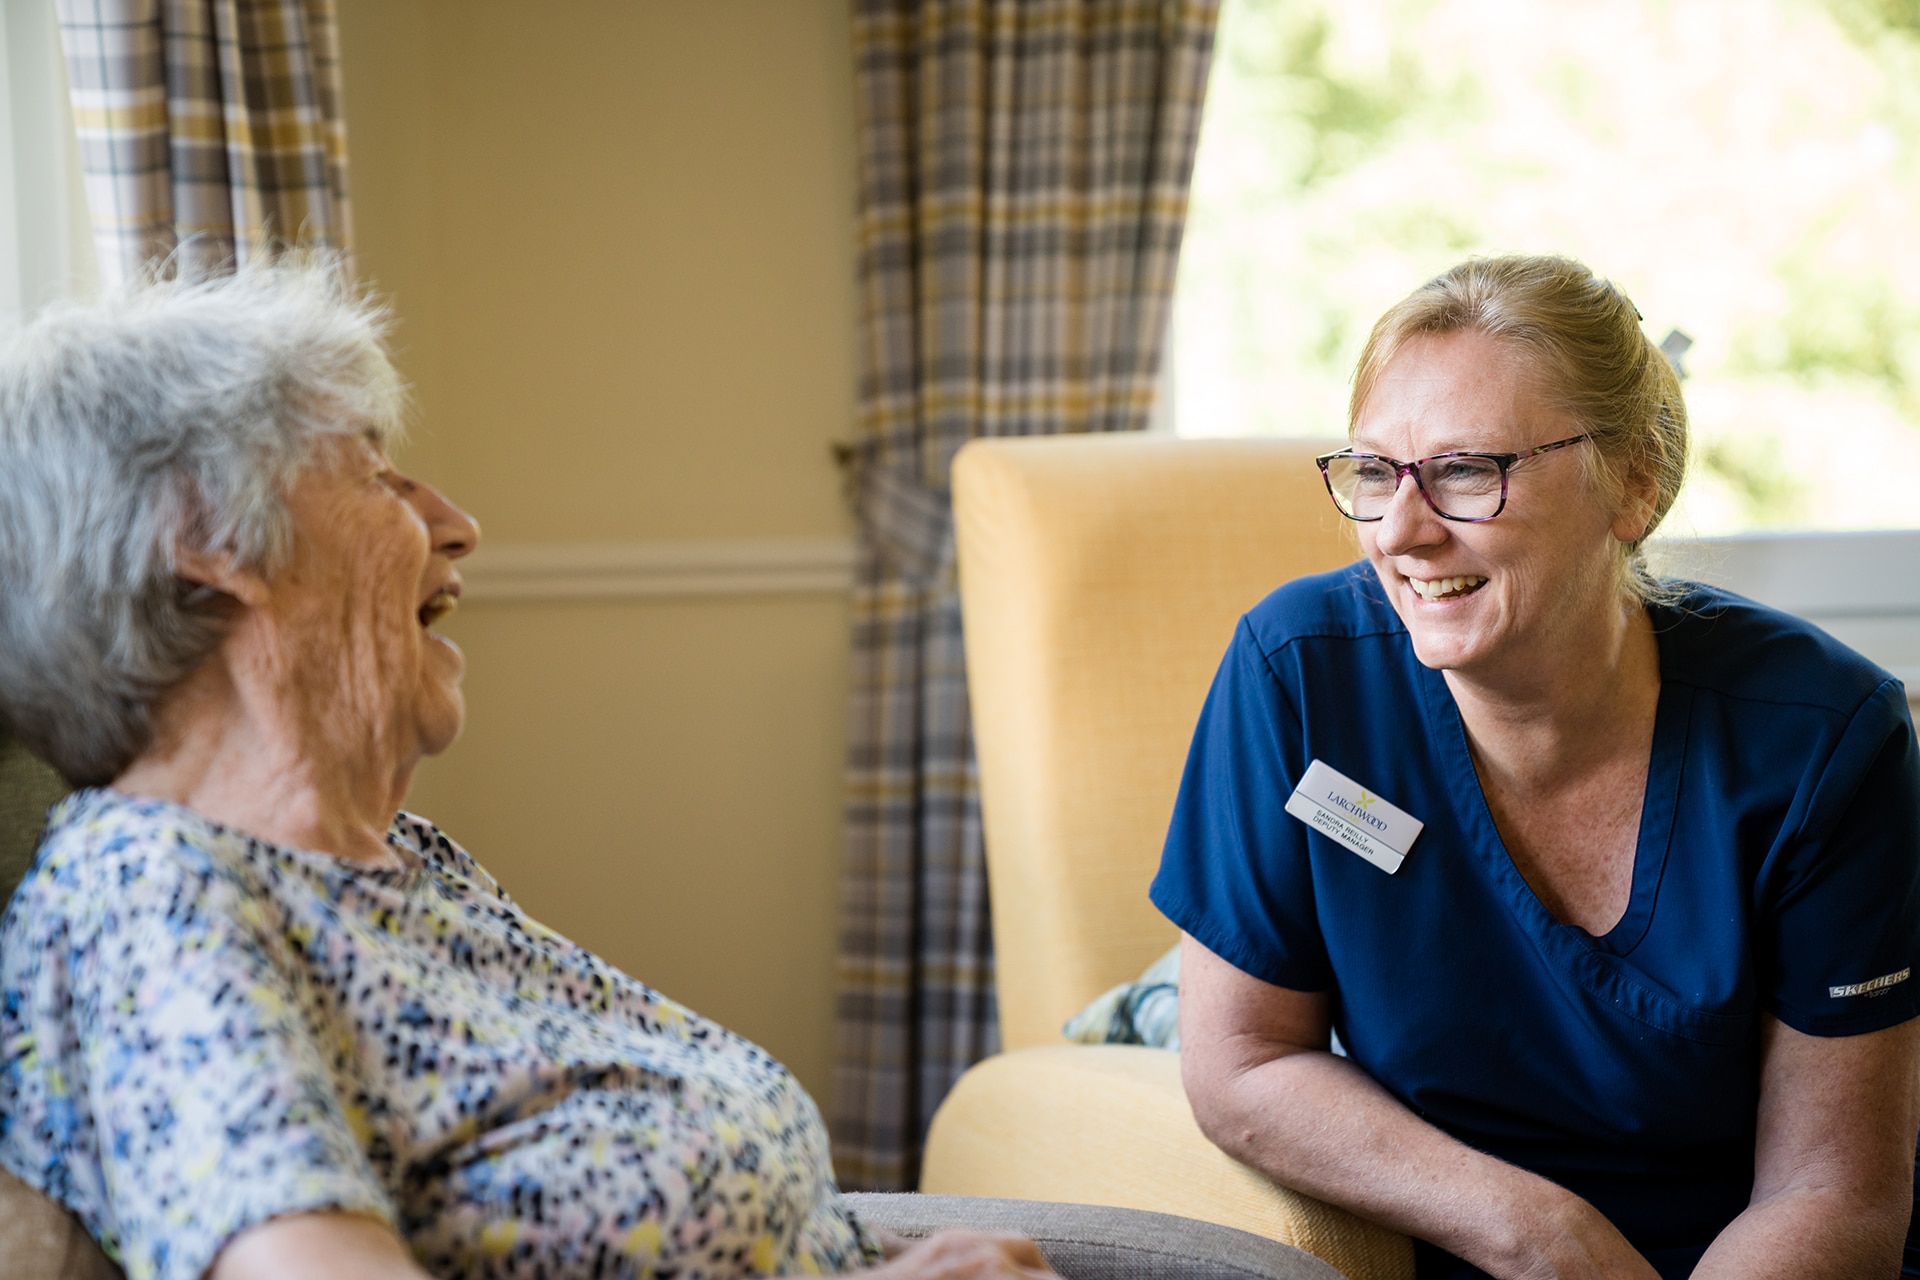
[[1647, 531, 1920, 698], [0, 0, 96, 324]]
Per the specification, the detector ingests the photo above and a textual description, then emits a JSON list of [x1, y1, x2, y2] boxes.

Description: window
[[1171, 0, 1920, 537], [0, 0, 95, 324]]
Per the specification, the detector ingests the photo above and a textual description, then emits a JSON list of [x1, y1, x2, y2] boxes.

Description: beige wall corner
[[336, 0, 859, 1104]]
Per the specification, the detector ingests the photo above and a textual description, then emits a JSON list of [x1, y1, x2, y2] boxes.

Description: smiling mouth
[[418, 590, 459, 628], [1408, 575, 1487, 602]]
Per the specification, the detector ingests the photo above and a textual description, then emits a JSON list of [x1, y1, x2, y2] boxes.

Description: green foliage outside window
[[1174, 0, 1920, 533]]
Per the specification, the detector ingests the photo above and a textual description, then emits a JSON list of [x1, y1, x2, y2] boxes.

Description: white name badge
[[1283, 759, 1425, 875]]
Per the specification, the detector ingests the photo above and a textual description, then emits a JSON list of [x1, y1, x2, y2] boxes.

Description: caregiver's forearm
[[1184, 1046, 1657, 1280], [1691, 1183, 1908, 1279], [1693, 1016, 1920, 1280]]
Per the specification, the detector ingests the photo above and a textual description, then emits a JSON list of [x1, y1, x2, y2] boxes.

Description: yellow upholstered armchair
[[923, 434, 1416, 1280]]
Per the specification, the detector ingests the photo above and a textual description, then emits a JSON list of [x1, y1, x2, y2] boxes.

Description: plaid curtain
[[56, 0, 352, 284], [833, 0, 1219, 1191]]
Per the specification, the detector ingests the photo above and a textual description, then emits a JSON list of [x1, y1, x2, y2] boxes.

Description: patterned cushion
[[1061, 945, 1349, 1059], [1063, 944, 1181, 1049]]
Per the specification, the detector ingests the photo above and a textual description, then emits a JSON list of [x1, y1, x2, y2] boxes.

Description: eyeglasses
[[1315, 434, 1592, 523]]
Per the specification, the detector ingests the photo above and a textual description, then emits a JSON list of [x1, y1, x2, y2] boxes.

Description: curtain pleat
[[834, 0, 1219, 1191], [56, 0, 353, 284]]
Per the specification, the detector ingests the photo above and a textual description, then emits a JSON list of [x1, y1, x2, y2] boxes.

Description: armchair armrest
[[0, 1167, 122, 1280], [920, 1045, 1413, 1280], [847, 1191, 1346, 1280]]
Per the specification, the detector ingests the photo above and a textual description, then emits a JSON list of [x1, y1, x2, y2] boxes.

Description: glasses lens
[[1325, 455, 1400, 517], [1418, 455, 1505, 519]]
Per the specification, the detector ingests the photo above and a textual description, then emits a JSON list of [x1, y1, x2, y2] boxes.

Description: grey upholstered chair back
[[0, 725, 67, 909]]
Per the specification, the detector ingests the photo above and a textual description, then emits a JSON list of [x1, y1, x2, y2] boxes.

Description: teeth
[[417, 591, 457, 627], [1409, 575, 1487, 601]]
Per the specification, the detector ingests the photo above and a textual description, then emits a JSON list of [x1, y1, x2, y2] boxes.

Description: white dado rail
[[458, 530, 1920, 693], [459, 537, 858, 602]]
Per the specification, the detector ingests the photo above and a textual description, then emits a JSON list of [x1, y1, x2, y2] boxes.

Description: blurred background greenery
[[1171, 0, 1920, 533]]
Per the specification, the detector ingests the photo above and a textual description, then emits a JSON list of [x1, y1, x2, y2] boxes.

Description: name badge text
[[1283, 759, 1424, 874]]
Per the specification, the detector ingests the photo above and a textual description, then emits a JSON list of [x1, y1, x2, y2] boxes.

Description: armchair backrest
[[953, 435, 1356, 1052], [1, 726, 68, 910]]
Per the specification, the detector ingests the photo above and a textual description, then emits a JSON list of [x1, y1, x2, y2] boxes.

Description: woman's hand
[[865, 1229, 1059, 1279], [1491, 1191, 1661, 1280]]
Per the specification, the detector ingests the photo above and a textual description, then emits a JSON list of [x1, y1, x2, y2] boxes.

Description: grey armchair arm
[[846, 1194, 1348, 1280]]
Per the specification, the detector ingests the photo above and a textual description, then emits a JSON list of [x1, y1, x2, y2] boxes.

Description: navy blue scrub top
[[1151, 563, 1920, 1280]]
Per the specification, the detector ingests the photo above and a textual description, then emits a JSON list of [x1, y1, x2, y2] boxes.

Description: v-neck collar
[[1415, 647, 1693, 958]]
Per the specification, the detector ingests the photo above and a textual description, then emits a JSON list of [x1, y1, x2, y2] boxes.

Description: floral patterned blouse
[[0, 789, 877, 1280]]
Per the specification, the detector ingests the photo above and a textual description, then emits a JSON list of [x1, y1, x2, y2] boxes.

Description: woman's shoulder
[[1653, 582, 1901, 720], [7, 789, 237, 917], [0, 792, 277, 983], [1239, 560, 1402, 654]]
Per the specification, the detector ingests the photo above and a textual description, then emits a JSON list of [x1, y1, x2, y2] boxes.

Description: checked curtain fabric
[[55, 0, 352, 285], [833, 0, 1219, 1190]]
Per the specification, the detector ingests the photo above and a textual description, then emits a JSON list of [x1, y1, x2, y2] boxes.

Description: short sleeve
[[59, 842, 391, 1280], [1149, 617, 1333, 991], [1761, 679, 1920, 1036]]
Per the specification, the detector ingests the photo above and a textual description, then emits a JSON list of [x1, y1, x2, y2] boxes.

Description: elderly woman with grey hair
[[0, 267, 1057, 1280]]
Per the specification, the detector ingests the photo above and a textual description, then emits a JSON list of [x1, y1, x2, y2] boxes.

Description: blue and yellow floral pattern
[[0, 790, 875, 1280]]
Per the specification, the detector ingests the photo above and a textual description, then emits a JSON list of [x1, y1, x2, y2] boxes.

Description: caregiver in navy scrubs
[[1151, 255, 1920, 1280]]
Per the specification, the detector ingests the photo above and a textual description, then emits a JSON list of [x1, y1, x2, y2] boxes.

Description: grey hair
[[0, 259, 407, 786]]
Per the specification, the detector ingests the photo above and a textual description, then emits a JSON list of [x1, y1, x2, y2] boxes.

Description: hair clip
[[1658, 329, 1693, 380]]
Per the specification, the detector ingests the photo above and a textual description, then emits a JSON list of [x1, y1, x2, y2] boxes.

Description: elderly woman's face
[[263, 434, 480, 765], [1352, 330, 1641, 681]]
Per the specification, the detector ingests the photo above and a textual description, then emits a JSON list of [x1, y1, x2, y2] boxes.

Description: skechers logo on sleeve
[[1829, 968, 1911, 999]]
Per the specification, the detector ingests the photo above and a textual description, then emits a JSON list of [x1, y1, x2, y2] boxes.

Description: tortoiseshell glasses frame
[[1314, 434, 1593, 523]]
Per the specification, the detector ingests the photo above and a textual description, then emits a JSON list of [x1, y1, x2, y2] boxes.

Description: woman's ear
[[172, 545, 269, 607], [1611, 467, 1661, 546]]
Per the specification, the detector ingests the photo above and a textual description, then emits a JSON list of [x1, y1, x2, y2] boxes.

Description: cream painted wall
[[335, 1, 859, 1104]]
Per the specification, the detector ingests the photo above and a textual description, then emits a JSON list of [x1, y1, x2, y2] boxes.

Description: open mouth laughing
[[417, 587, 459, 628], [1408, 574, 1487, 602]]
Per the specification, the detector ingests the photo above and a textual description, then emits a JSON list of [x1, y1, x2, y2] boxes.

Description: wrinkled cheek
[[279, 610, 397, 753], [347, 618, 416, 747], [307, 568, 419, 753]]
